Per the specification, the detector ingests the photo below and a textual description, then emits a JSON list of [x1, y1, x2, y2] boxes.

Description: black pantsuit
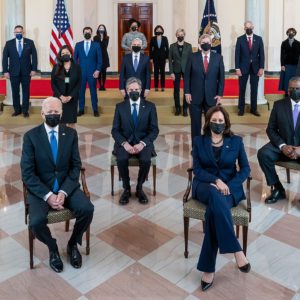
[[153, 60, 166, 89], [174, 72, 188, 110]]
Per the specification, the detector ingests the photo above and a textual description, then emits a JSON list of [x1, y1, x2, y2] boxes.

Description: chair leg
[[286, 168, 291, 184], [65, 220, 70, 232], [202, 221, 205, 234], [111, 165, 114, 196], [86, 225, 90, 255], [29, 228, 34, 269], [184, 217, 190, 258], [236, 225, 240, 239], [242, 226, 248, 256], [153, 165, 156, 196]]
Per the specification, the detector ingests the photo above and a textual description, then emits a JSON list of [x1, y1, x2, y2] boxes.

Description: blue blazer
[[235, 34, 265, 74], [119, 53, 151, 90], [2, 38, 37, 76], [192, 135, 250, 205], [74, 41, 102, 75]]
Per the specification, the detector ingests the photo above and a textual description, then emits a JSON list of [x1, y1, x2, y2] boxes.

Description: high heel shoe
[[238, 263, 251, 273], [201, 277, 214, 291]]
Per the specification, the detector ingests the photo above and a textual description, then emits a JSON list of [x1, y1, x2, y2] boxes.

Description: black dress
[[51, 62, 82, 123], [93, 35, 110, 70]]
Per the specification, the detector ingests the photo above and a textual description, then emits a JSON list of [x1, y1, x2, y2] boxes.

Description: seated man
[[112, 77, 159, 205], [257, 77, 300, 204], [20, 97, 94, 273]]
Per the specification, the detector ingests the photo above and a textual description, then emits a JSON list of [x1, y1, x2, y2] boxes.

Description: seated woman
[[192, 105, 251, 291]]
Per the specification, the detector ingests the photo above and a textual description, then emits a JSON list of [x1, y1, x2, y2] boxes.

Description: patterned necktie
[[50, 130, 59, 193], [204, 55, 208, 73], [132, 103, 138, 126], [133, 55, 138, 72], [85, 41, 89, 55], [293, 104, 299, 128], [248, 37, 252, 50], [18, 40, 22, 57]]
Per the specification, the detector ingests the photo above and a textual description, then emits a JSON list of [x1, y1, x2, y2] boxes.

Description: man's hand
[[120, 89, 126, 98], [281, 145, 295, 158], [47, 194, 60, 209], [185, 94, 192, 104], [4, 72, 10, 79], [291, 146, 300, 159], [144, 89, 150, 97], [170, 73, 175, 81], [55, 192, 65, 210], [281, 66, 286, 72], [214, 95, 221, 104], [236, 69, 242, 77], [123, 142, 135, 154], [257, 68, 264, 77], [215, 179, 230, 195], [30, 71, 36, 77], [93, 70, 100, 78], [133, 142, 145, 154], [60, 95, 67, 103]]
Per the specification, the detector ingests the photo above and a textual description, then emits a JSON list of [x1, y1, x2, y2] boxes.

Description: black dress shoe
[[94, 111, 100, 117], [175, 107, 181, 116], [49, 249, 63, 273], [250, 110, 261, 117], [12, 111, 21, 117], [265, 188, 286, 204], [161, 88, 165, 92], [77, 111, 84, 116], [100, 86, 106, 91], [201, 278, 213, 291], [119, 189, 131, 205], [238, 263, 251, 273], [67, 244, 82, 269], [238, 110, 244, 116], [155, 88, 159, 91], [136, 189, 149, 204], [23, 112, 29, 118], [182, 109, 188, 117]]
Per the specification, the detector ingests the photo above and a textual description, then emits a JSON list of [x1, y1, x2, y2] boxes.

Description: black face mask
[[177, 36, 184, 42], [129, 91, 140, 101], [132, 46, 141, 53], [245, 28, 253, 35], [45, 114, 61, 127], [288, 33, 295, 39], [289, 88, 300, 103], [98, 29, 105, 34], [155, 32, 162, 36], [131, 26, 137, 31], [61, 54, 71, 62], [210, 122, 226, 135], [84, 32, 91, 39], [201, 43, 211, 52]]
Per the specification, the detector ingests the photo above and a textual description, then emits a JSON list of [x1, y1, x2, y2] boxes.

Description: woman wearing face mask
[[150, 25, 169, 91], [93, 24, 110, 91], [192, 105, 251, 291], [121, 19, 147, 55], [51, 45, 82, 128], [169, 28, 192, 116], [280, 28, 300, 95]]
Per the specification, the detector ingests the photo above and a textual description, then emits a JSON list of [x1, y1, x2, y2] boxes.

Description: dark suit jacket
[[119, 53, 151, 90], [281, 39, 300, 66], [93, 35, 110, 69], [2, 38, 37, 76], [184, 51, 225, 106], [51, 62, 82, 98], [266, 97, 300, 147], [169, 42, 192, 74], [150, 36, 169, 62], [74, 40, 102, 75], [192, 135, 250, 205], [235, 34, 265, 74], [21, 124, 81, 201], [111, 98, 159, 154]]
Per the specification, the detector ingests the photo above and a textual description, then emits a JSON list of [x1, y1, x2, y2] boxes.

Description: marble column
[[3, 0, 25, 105], [245, 0, 267, 105]]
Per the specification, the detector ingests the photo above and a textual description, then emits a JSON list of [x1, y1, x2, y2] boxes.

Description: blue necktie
[[132, 103, 138, 127], [85, 41, 89, 55], [50, 130, 59, 193], [18, 40, 22, 57], [133, 55, 138, 72], [293, 104, 299, 128]]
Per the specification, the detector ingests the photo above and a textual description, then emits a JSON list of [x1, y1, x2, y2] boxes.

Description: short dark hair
[[286, 27, 297, 35], [154, 25, 164, 34], [203, 105, 233, 137], [14, 25, 24, 30], [289, 76, 300, 86], [83, 26, 93, 33]]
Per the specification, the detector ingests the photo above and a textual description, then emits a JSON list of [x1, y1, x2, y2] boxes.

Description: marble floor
[[0, 123, 300, 300]]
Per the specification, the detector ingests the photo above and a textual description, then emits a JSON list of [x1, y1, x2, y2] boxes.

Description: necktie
[[293, 104, 299, 128], [204, 55, 208, 73], [248, 37, 252, 50], [85, 42, 89, 55], [18, 40, 22, 57], [133, 55, 138, 72], [132, 103, 138, 126], [50, 130, 59, 193]]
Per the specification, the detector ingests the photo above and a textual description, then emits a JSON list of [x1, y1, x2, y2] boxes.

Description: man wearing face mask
[[184, 34, 225, 144], [2, 25, 37, 118], [74, 26, 102, 117], [169, 28, 192, 116], [280, 28, 300, 95], [112, 77, 159, 205], [235, 21, 265, 117], [119, 38, 151, 99], [20, 97, 94, 273], [258, 77, 300, 204]]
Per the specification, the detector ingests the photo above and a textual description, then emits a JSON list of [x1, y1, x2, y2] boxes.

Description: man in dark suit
[[21, 97, 94, 272], [235, 21, 265, 116], [119, 38, 151, 99], [184, 34, 225, 143], [74, 26, 102, 117], [112, 77, 159, 205], [257, 77, 300, 204], [2, 25, 37, 118]]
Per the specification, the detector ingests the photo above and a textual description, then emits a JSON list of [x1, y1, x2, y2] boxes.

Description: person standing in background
[[93, 24, 110, 91]]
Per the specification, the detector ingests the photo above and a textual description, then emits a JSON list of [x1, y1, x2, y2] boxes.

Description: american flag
[[49, 0, 74, 66]]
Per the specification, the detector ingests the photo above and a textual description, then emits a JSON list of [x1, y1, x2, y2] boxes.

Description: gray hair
[[289, 77, 300, 85], [244, 20, 254, 27], [42, 97, 62, 113], [126, 77, 142, 90], [199, 34, 212, 44], [131, 38, 142, 46]]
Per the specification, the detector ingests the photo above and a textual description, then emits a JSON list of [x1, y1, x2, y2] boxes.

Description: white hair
[[131, 38, 142, 46], [244, 20, 254, 27], [42, 97, 62, 113]]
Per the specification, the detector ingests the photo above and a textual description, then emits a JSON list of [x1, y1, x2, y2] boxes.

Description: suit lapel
[[39, 124, 55, 165], [204, 136, 218, 167], [125, 100, 134, 129], [56, 125, 65, 165], [206, 52, 215, 76], [284, 98, 294, 131], [219, 137, 231, 163], [197, 52, 205, 75], [136, 54, 143, 74], [137, 99, 146, 125]]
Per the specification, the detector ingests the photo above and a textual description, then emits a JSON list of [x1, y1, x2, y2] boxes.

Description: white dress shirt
[[130, 97, 141, 115], [16, 38, 24, 52], [201, 51, 211, 63], [132, 52, 141, 66]]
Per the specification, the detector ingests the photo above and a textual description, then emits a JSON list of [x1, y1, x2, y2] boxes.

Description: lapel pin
[[226, 145, 229, 148], [62, 133, 66, 136]]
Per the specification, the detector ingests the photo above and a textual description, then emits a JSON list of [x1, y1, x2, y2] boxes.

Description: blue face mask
[[16, 33, 23, 40]]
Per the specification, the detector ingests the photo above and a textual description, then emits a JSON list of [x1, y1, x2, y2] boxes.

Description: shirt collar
[[290, 98, 299, 107], [44, 122, 59, 134], [202, 51, 210, 59], [132, 52, 141, 59], [246, 34, 253, 39], [129, 98, 141, 107]]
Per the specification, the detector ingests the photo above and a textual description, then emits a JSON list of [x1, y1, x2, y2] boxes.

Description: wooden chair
[[275, 160, 300, 184], [183, 168, 252, 258], [110, 154, 157, 196], [23, 168, 91, 269]]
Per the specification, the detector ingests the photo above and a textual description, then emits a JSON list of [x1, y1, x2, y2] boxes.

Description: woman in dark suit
[[150, 25, 169, 91], [93, 24, 110, 90], [192, 106, 251, 291], [51, 45, 81, 127]]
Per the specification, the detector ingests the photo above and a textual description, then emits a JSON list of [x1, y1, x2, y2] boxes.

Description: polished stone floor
[[0, 123, 300, 300]]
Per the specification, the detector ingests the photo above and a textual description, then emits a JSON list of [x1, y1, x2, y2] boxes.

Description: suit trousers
[[79, 74, 98, 112], [10, 75, 31, 113], [238, 67, 259, 113], [195, 184, 242, 273], [98, 67, 107, 89], [116, 145, 152, 190], [29, 188, 94, 251], [173, 72, 188, 110], [153, 60, 166, 89]]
